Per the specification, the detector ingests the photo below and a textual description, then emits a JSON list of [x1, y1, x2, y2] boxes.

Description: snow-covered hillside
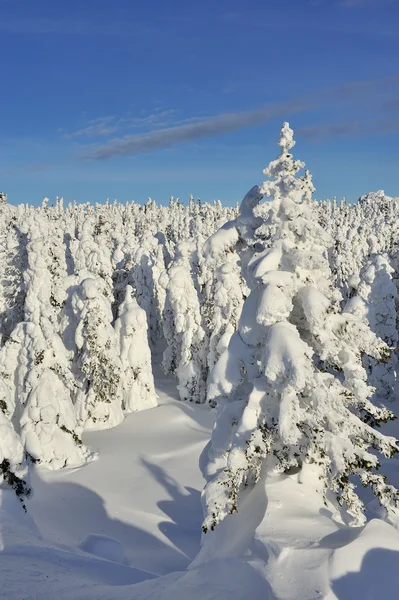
[[2, 124, 399, 599]]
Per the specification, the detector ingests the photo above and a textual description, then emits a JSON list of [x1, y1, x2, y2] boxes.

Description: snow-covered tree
[[202, 123, 399, 536], [0, 376, 30, 509], [71, 217, 113, 297], [72, 278, 124, 430], [200, 231, 248, 379], [0, 206, 28, 343], [160, 241, 208, 403], [114, 285, 157, 413], [127, 234, 166, 350], [6, 217, 93, 469], [346, 253, 398, 405]]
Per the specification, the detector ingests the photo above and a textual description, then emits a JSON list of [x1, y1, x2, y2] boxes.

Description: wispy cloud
[[0, 16, 152, 36], [62, 110, 180, 140], [73, 74, 399, 160], [62, 117, 117, 139], [81, 99, 310, 160], [298, 122, 360, 141], [339, 0, 395, 6], [297, 116, 399, 141], [0, 163, 55, 176]]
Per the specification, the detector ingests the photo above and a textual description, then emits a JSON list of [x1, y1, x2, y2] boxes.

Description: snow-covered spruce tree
[[202, 123, 399, 534], [0, 205, 29, 343], [346, 253, 398, 405], [4, 216, 92, 469], [0, 376, 30, 509], [127, 233, 166, 351], [160, 241, 208, 403], [114, 285, 157, 412], [200, 232, 248, 377], [72, 278, 124, 430], [71, 216, 113, 297]]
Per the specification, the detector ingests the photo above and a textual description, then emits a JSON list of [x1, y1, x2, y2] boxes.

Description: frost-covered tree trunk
[[160, 242, 208, 403], [73, 278, 124, 430], [114, 285, 157, 412], [202, 123, 399, 539]]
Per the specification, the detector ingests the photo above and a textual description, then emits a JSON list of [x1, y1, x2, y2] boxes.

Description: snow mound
[[328, 519, 399, 600]]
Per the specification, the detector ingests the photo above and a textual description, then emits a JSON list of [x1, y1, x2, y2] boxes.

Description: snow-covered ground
[[0, 369, 215, 599], [2, 371, 399, 599]]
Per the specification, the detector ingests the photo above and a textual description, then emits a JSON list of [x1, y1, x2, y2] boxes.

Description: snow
[[0, 332, 398, 600], [0, 370, 215, 598], [79, 534, 125, 563]]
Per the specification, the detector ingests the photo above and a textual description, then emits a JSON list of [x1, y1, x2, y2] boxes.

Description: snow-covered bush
[[202, 123, 399, 536]]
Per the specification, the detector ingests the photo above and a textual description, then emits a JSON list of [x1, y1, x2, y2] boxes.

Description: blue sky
[[0, 0, 398, 206]]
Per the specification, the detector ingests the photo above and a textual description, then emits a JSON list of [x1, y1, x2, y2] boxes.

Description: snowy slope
[[0, 370, 215, 599], [2, 371, 399, 600]]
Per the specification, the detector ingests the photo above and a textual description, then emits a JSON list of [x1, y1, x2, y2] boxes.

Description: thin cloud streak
[[0, 16, 152, 36], [63, 117, 117, 139], [339, 0, 395, 6], [0, 163, 55, 176], [79, 74, 399, 160], [82, 99, 311, 160], [297, 116, 399, 141], [297, 122, 360, 140], [63, 111, 180, 139]]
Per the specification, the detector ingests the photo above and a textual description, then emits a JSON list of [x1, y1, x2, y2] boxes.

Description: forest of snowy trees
[[1, 123, 399, 535]]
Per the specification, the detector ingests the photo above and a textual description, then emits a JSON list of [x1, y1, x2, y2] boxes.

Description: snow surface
[[1, 369, 399, 599], [0, 368, 215, 598]]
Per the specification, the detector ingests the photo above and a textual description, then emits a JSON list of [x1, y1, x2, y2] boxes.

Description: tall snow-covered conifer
[[73, 278, 124, 430], [114, 285, 158, 412], [160, 241, 208, 403], [346, 253, 398, 406], [10, 216, 92, 469], [202, 123, 399, 535]]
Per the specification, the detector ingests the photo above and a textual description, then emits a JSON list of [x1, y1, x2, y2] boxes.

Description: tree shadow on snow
[[331, 548, 399, 600], [0, 488, 156, 600], [141, 458, 203, 563], [29, 471, 194, 576]]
